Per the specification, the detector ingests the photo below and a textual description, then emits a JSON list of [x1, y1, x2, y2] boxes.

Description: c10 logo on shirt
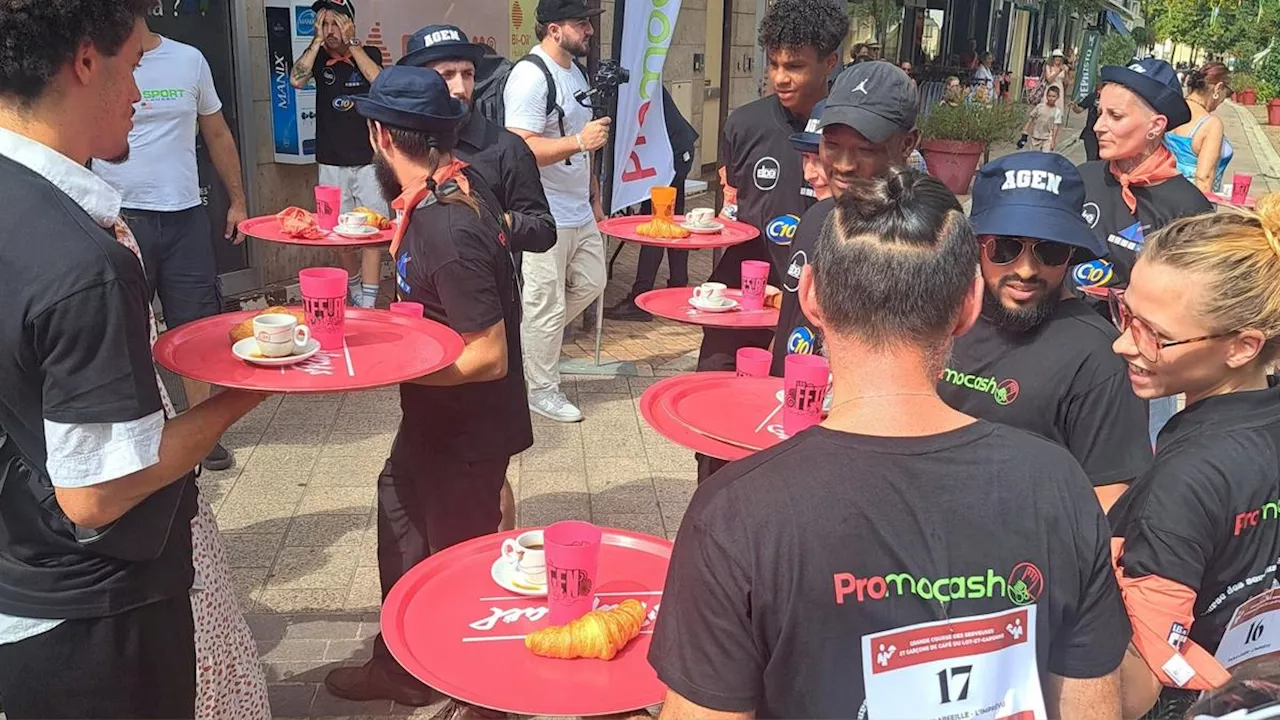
[[1072, 259, 1114, 289], [332, 97, 356, 112], [787, 326, 815, 355], [834, 562, 1044, 606], [766, 214, 799, 246], [940, 368, 1020, 406]]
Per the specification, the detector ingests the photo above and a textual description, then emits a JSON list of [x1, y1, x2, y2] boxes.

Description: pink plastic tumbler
[[314, 185, 341, 231], [740, 260, 770, 311], [544, 520, 603, 625], [736, 347, 772, 377], [783, 354, 830, 436], [299, 268, 348, 350], [389, 301, 424, 318], [1232, 173, 1253, 205]]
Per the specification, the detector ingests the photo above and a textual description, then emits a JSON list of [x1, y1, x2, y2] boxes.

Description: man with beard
[[323, 66, 531, 706], [694, 0, 848, 481], [504, 0, 613, 424], [398, 23, 555, 532], [770, 62, 920, 377], [938, 153, 1151, 510]]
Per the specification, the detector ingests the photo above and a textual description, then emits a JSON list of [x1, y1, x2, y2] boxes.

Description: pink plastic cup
[[740, 260, 770, 311], [314, 185, 341, 231], [389, 301, 424, 318], [1232, 173, 1253, 205], [736, 347, 772, 377], [544, 520, 603, 625], [783, 354, 829, 436], [298, 267, 349, 350]]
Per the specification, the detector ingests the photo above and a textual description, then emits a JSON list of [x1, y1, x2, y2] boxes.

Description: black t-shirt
[[0, 154, 194, 618], [454, 111, 556, 256], [394, 171, 533, 461], [1070, 161, 1212, 297], [769, 198, 831, 376], [938, 299, 1152, 486], [650, 423, 1130, 717], [314, 47, 382, 167], [1109, 387, 1280, 652]]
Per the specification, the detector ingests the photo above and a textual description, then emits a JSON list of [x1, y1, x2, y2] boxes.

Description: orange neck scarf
[[389, 158, 471, 257], [1108, 145, 1181, 214]]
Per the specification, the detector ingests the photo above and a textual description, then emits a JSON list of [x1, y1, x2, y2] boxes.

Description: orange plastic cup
[[651, 186, 677, 220]]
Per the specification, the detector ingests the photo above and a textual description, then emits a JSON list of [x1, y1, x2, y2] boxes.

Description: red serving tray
[[634, 288, 780, 329], [153, 308, 464, 393], [639, 373, 753, 461], [381, 529, 672, 717], [239, 215, 394, 247], [660, 375, 786, 452], [597, 215, 759, 249]]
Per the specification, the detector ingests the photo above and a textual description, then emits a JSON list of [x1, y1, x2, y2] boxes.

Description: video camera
[[573, 59, 631, 120]]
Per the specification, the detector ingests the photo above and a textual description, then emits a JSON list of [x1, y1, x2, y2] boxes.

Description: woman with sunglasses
[[1166, 62, 1234, 195], [1072, 58, 1214, 445], [1107, 195, 1280, 718], [940, 153, 1151, 511]]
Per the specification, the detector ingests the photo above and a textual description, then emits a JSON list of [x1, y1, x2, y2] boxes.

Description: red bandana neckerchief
[[1108, 144, 1181, 214], [389, 159, 471, 257]]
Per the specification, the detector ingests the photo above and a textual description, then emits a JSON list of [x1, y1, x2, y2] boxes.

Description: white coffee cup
[[500, 530, 546, 584], [337, 212, 369, 229], [686, 208, 715, 227], [693, 282, 728, 306], [253, 313, 311, 358]]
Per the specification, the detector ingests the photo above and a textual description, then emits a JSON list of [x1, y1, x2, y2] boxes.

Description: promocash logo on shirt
[[940, 368, 1020, 406], [834, 562, 1045, 606]]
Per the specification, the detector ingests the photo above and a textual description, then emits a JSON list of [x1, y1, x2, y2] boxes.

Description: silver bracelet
[[576, 133, 586, 153]]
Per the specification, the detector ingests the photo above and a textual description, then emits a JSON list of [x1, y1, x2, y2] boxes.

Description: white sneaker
[[529, 389, 584, 423]]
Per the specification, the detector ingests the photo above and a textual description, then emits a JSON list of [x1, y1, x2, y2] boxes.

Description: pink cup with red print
[[740, 260, 770, 311], [1232, 173, 1253, 205], [299, 268, 348, 350], [314, 185, 341, 231], [783, 354, 830, 436], [544, 521, 603, 625]]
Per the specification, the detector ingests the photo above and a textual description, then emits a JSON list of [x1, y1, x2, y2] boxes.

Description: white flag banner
[[610, 0, 683, 214]]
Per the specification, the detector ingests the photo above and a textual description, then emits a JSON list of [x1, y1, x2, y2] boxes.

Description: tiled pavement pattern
[[210, 377, 696, 719]]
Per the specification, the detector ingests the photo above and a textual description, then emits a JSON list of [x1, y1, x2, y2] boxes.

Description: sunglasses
[[981, 236, 1075, 267], [1107, 289, 1232, 363]]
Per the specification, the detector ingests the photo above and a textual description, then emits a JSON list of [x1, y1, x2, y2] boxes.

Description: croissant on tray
[[636, 218, 690, 239], [525, 599, 646, 661], [228, 307, 308, 344]]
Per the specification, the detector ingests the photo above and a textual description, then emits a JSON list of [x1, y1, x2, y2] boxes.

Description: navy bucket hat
[[349, 66, 466, 133]]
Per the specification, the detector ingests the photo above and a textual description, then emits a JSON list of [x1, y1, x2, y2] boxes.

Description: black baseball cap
[[399, 24, 487, 68], [536, 0, 604, 24], [350, 66, 466, 133], [970, 152, 1108, 262], [816, 61, 918, 143], [311, 0, 354, 19], [1099, 58, 1191, 128]]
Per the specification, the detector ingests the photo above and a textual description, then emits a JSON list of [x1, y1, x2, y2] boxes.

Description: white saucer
[[334, 224, 379, 238], [688, 297, 738, 313], [232, 337, 322, 366], [490, 557, 547, 597], [681, 221, 724, 234]]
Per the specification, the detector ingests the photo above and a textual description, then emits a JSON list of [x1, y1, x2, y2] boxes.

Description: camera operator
[[504, 0, 611, 424]]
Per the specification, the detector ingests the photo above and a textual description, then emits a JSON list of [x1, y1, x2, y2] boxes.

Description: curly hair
[[757, 0, 850, 58], [0, 0, 154, 105]]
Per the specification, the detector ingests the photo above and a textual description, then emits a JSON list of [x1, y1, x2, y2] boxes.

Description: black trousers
[[123, 206, 222, 329], [370, 423, 510, 678], [629, 168, 691, 295], [0, 594, 196, 719]]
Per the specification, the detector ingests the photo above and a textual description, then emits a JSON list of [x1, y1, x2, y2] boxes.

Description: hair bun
[[1257, 193, 1280, 256]]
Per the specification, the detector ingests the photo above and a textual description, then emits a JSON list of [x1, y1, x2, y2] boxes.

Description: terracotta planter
[[919, 139, 985, 195], [1239, 88, 1257, 106], [1270, 99, 1280, 126]]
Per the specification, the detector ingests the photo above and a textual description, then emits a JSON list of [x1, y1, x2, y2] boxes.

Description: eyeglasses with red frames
[[980, 236, 1075, 267], [1107, 288, 1233, 363]]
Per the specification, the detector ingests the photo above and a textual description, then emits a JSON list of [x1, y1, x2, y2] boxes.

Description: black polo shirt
[[1070, 161, 1212, 297], [453, 111, 555, 255], [1110, 387, 1280, 652], [937, 298, 1152, 487], [769, 198, 830, 376], [395, 169, 533, 461], [314, 46, 382, 167]]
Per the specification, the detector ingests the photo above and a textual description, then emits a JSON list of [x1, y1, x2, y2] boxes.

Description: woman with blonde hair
[[1107, 195, 1280, 718]]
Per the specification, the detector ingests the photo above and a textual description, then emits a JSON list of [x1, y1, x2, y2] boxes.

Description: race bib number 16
[[861, 606, 1045, 720]]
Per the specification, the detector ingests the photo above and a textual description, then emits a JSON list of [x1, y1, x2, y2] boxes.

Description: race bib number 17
[[861, 606, 1046, 720]]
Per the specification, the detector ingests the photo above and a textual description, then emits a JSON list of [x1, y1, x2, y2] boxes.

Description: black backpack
[[473, 52, 589, 143]]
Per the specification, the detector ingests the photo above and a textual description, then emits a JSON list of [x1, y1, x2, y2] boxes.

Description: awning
[[1106, 10, 1131, 35]]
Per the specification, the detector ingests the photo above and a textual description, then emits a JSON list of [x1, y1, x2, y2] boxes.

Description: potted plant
[[1234, 73, 1258, 106], [917, 102, 1027, 195]]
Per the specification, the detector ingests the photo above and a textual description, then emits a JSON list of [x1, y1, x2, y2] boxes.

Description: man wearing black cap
[[289, 0, 385, 310], [504, 0, 613, 424], [323, 66, 531, 706], [939, 153, 1152, 511], [769, 62, 920, 378]]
